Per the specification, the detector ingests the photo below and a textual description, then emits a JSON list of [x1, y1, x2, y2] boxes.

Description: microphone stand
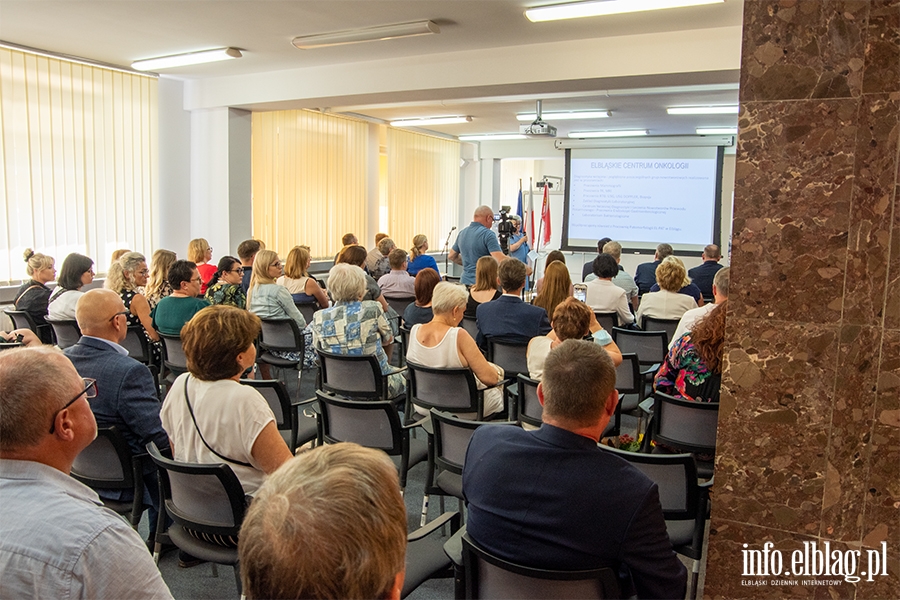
[[443, 226, 456, 279]]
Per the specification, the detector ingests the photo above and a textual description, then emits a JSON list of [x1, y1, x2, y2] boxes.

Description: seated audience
[[634, 243, 673, 295], [532, 261, 572, 325], [65, 289, 169, 548], [188, 238, 216, 295], [105, 252, 160, 361], [47, 253, 94, 321], [161, 305, 292, 500], [402, 268, 441, 327], [476, 259, 551, 349], [371, 237, 395, 281], [247, 250, 316, 370], [311, 264, 404, 398], [237, 238, 264, 294], [671, 267, 729, 348], [688, 244, 724, 298], [333, 232, 359, 264], [378, 248, 416, 298], [152, 260, 210, 336], [239, 444, 406, 600], [586, 241, 638, 309], [366, 232, 390, 272], [205, 255, 248, 309], [276, 245, 329, 308], [407, 234, 439, 276], [337, 245, 398, 337], [528, 297, 622, 379], [145, 249, 177, 310], [655, 301, 727, 403], [648, 256, 704, 305], [0, 329, 41, 347], [463, 339, 687, 599], [581, 237, 612, 282], [0, 347, 173, 599], [14, 249, 55, 342], [406, 282, 504, 419], [464, 256, 501, 318], [635, 257, 698, 325], [585, 253, 635, 326], [534, 250, 568, 296]]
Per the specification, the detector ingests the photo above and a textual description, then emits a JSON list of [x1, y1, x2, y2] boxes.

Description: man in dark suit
[[688, 244, 724, 298], [634, 242, 673, 295], [463, 339, 686, 599], [64, 288, 170, 546], [475, 258, 550, 349]]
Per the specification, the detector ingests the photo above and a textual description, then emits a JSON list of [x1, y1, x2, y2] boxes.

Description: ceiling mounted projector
[[520, 100, 557, 137]]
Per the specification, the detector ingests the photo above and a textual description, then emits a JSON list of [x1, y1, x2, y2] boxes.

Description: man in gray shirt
[[0, 347, 172, 600]]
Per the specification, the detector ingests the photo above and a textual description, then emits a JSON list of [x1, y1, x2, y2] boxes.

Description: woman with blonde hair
[[464, 256, 501, 318], [635, 256, 698, 324], [188, 238, 216, 295], [105, 251, 161, 360], [407, 234, 439, 277], [647, 255, 704, 305], [14, 249, 56, 342], [277, 245, 329, 309], [532, 261, 572, 325], [145, 249, 177, 310]]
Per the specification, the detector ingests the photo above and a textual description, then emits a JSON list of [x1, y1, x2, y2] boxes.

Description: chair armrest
[[483, 377, 512, 392], [291, 396, 317, 408], [402, 415, 430, 431], [408, 510, 461, 542], [386, 365, 408, 376], [640, 364, 661, 377]]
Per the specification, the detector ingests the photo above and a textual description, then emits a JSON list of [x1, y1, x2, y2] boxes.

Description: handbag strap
[[183, 376, 253, 468], [15, 284, 43, 307]]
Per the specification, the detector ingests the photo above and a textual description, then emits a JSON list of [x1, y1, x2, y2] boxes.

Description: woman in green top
[[205, 256, 247, 309]]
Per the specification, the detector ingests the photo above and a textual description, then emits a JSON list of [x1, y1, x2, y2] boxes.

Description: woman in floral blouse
[[311, 263, 404, 398], [205, 256, 247, 309], [653, 301, 726, 403]]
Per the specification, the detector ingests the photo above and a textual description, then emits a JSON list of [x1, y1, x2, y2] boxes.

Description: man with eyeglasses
[[64, 289, 170, 551], [151, 260, 211, 336], [0, 346, 173, 599]]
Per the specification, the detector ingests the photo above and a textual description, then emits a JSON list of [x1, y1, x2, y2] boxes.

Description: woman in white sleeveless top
[[406, 282, 504, 419]]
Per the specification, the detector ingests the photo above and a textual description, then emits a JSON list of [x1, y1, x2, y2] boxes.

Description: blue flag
[[516, 188, 523, 221]]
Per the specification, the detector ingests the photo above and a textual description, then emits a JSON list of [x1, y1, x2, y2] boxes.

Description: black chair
[[46, 317, 82, 349], [384, 295, 416, 324], [405, 360, 506, 423], [159, 333, 188, 388], [485, 339, 528, 379], [316, 348, 404, 403], [257, 318, 305, 370], [239, 379, 317, 451], [593, 311, 618, 333], [640, 316, 681, 346], [599, 445, 710, 600], [121, 325, 153, 364], [460, 316, 479, 341], [147, 442, 244, 595], [71, 426, 146, 528], [461, 533, 620, 599], [444, 275, 461, 283], [294, 301, 319, 325], [402, 511, 462, 598], [611, 327, 668, 394], [316, 391, 426, 492], [420, 410, 516, 527], [612, 353, 643, 436], [643, 391, 719, 480], [397, 324, 412, 368], [515, 374, 542, 428], [3, 308, 51, 344]]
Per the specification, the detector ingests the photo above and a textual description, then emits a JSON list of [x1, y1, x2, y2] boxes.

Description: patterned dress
[[653, 332, 720, 403], [120, 289, 162, 365], [311, 300, 405, 398], [205, 282, 247, 309], [146, 282, 173, 310]]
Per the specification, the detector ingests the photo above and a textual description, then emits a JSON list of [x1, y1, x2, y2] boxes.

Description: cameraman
[[449, 206, 508, 286]]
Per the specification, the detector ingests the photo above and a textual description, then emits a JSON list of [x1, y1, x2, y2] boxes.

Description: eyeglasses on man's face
[[49, 378, 97, 434], [108, 310, 128, 322]]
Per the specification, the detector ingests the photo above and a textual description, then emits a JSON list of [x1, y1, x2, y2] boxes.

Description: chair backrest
[[46, 318, 82, 349], [259, 318, 304, 354], [640, 316, 681, 346], [614, 353, 641, 395], [598, 445, 697, 520], [3, 309, 38, 332], [486, 339, 528, 378], [316, 349, 385, 400], [71, 426, 133, 490], [611, 328, 667, 367], [652, 392, 719, 454], [384, 296, 415, 324], [461, 316, 479, 340], [159, 333, 187, 371], [593, 312, 618, 332], [430, 409, 486, 475], [146, 442, 246, 537], [239, 379, 291, 431], [406, 360, 481, 417], [294, 302, 318, 324], [462, 534, 620, 600], [121, 326, 151, 363], [516, 374, 543, 428], [316, 391, 402, 454]]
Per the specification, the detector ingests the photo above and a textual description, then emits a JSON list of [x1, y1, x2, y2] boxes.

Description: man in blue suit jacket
[[476, 258, 550, 349], [64, 288, 170, 544], [634, 242, 673, 295]]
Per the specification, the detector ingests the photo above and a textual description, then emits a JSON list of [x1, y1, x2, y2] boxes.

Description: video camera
[[495, 205, 514, 255]]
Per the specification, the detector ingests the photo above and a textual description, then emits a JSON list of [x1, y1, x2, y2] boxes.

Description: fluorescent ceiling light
[[292, 21, 439, 49], [568, 130, 649, 138], [667, 105, 739, 115], [390, 116, 473, 127], [516, 110, 611, 121], [696, 127, 737, 135], [131, 47, 242, 71], [459, 134, 528, 141], [525, 0, 724, 22]]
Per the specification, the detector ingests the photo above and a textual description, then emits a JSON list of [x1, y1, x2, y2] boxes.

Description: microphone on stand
[[443, 226, 457, 279]]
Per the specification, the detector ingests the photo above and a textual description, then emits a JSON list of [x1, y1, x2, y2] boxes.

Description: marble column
[[705, 1, 899, 598]]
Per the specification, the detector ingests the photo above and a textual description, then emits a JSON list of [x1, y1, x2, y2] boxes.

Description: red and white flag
[[540, 182, 551, 246]]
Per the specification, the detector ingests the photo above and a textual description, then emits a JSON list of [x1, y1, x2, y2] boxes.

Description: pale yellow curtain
[[0, 47, 157, 284], [387, 129, 460, 257], [251, 110, 369, 259]]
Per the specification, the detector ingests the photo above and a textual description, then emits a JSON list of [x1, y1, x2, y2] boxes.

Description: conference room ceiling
[[0, 0, 744, 139]]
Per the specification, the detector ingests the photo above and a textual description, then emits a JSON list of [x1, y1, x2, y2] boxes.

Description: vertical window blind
[[0, 47, 157, 284]]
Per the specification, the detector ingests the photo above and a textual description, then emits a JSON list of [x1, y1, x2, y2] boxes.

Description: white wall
[[157, 77, 192, 253]]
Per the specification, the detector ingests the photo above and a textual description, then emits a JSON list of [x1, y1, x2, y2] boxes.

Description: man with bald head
[[64, 288, 169, 545], [449, 205, 507, 285], [0, 347, 172, 598]]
